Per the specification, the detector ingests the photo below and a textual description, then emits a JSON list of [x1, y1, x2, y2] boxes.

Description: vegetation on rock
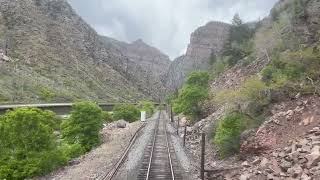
[[61, 101, 103, 151], [172, 71, 209, 121], [221, 14, 255, 66], [138, 101, 155, 118], [0, 108, 67, 179], [214, 112, 249, 158], [209, 0, 320, 160], [112, 104, 140, 123]]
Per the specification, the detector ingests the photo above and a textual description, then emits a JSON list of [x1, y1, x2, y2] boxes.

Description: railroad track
[[137, 111, 183, 180], [99, 122, 147, 180]]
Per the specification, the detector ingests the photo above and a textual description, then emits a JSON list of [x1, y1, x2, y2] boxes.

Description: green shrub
[[186, 71, 210, 87], [102, 111, 114, 123], [112, 104, 140, 123], [59, 143, 85, 159], [213, 113, 248, 158], [221, 14, 255, 66], [271, 8, 280, 21], [262, 46, 320, 90], [158, 103, 165, 110], [292, 0, 307, 21], [165, 93, 178, 105], [241, 76, 270, 105], [0, 108, 66, 179], [173, 85, 208, 121], [209, 51, 217, 65], [138, 101, 155, 118], [173, 71, 209, 121], [38, 86, 56, 102], [61, 101, 103, 151], [210, 56, 229, 78], [214, 76, 270, 106]]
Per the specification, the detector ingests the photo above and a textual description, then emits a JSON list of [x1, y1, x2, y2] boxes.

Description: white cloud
[[68, 0, 278, 59]]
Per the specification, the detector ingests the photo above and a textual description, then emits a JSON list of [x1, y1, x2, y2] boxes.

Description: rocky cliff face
[[165, 21, 231, 92], [0, 0, 170, 103], [101, 37, 171, 100]]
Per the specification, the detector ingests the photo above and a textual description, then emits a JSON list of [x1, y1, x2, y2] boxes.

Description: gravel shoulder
[[165, 113, 201, 180], [38, 120, 143, 180]]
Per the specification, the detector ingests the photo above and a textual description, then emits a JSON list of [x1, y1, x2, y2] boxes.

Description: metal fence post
[[176, 117, 179, 135], [183, 125, 187, 147], [200, 133, 205, 180], [5, 38, 8, 56], [170, 106, 174, 122]]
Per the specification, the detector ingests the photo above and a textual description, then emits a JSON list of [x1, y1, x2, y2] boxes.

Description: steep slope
[[165, 21, 231, 92], [0, 0, 169, 103], [178, 0, 320, 179], [101, 37, 171, 100]]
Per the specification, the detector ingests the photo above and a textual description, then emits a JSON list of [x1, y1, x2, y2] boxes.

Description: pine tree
[[232, 13, 242, 26]]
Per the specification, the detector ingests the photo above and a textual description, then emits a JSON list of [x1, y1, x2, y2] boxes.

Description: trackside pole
[[176, 117, 179, 135], [183, 125, 187, 147], [200, 133, 205, 180], [170, 106, 174, 122]]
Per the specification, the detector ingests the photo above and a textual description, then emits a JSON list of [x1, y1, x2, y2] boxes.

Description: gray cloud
[[68, 0, 278, 59]]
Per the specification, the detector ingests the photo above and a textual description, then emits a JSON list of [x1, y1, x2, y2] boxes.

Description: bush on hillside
[[173, 71, 209, 121], [222, 14, 255, 66], [165, 92, 178, 105], [186, 71, 210, 87], [61, 101, 103, 151], [173, 85, 208, 121], [210, 56, 229, 78], [213, 112, 248, 158], [214, 76, 270, 106], [223, 35, 254, 66], [0, 108, 66, 179], [262, 46, 320, 91], [59, 143, 85, 159], [138, 101, 155, 118], [102, 111, 114, 123], [112, 104, 140, 123], [38, 86, 56, 102]]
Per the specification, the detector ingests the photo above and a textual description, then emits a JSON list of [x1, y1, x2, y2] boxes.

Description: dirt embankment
[[38, 120, 144, 180], [183, 95, 320, 180]]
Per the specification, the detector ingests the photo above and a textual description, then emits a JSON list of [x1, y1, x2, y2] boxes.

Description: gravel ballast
[[113, 112, 158, 180]]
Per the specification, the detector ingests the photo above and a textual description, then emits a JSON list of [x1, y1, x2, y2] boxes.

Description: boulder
[[280, 160, 292, 171], [260, 157, 269, 168], [267, 174, 279, 180], [240, 172, 252, 180], [116, 120, 128, 128], [306, 146, 320, 168], [241, 161, 250, 168], [301, 173, 311, 180], [287, 164, 303, 178]]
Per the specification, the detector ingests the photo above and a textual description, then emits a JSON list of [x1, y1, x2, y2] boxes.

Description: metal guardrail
[[0, 103, 160, 115]]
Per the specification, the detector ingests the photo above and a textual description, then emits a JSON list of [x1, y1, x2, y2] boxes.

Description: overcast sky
[[68, 0, 278, 59]]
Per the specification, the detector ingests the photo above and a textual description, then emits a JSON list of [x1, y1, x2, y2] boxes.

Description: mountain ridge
[[0, 0, 171, 103], [165, 21, 231, 93]]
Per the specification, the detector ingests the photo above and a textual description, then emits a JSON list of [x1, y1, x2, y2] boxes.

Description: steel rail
[[164, 114, 175, 180], [145, 111, 175, 180], [145, 112, 160, 180], [100, 122, 147, 180]]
